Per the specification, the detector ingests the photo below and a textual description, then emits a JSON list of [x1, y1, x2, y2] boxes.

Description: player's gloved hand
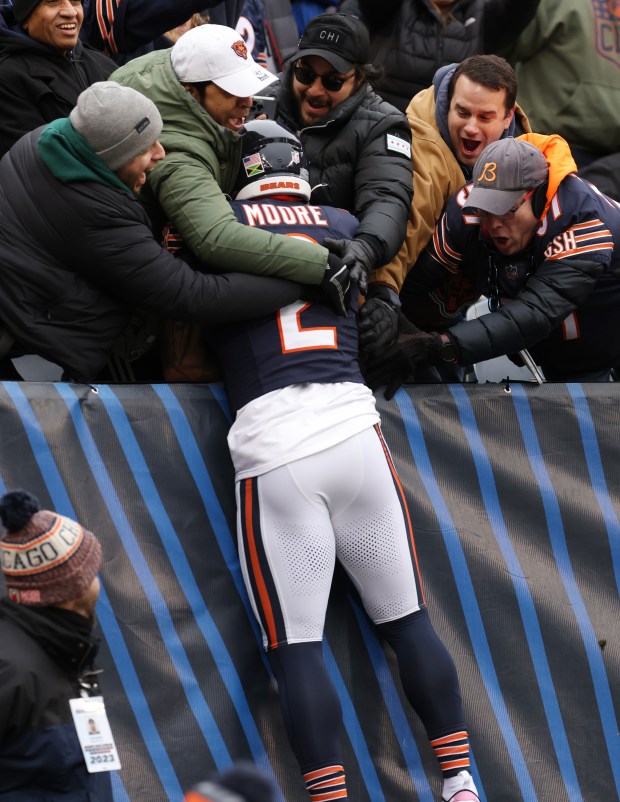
[[364, 312, 447, 399], [323, 236, 378, 294], [358, 285, 401, 356], [321, 252, 352, 316]]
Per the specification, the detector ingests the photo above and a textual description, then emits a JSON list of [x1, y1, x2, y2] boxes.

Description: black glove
[[323, 236, 379, 294], [358, 285, 401, 356], [321, 252, 352, 316], [363, 312, 445, 399]]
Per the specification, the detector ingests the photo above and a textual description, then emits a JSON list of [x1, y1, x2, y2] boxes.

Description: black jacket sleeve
[[351, 109, 414, 264], [0, 47, 115, 160], [74, 204, 302, 323], [401, 248, 459, 297], [447, 258, 604, 364], [483, 0, 541, 53]]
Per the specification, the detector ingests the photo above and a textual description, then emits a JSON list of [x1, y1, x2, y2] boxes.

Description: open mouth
[[304, 97, 329, 115], [462, 138, 480, 155]]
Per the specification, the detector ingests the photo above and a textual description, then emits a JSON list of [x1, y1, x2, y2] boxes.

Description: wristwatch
[[439, 333, 458, 364]]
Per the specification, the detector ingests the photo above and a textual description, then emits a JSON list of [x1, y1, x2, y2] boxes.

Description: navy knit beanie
[[12, 0, 43, 24]]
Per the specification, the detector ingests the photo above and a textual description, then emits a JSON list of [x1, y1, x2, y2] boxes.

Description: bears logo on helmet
[[234, 120, 312, 202]]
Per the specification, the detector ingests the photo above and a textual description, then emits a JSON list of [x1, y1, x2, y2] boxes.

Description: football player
[[208, 120, 481, 802]]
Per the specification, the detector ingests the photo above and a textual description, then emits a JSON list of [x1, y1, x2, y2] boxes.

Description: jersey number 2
[[277, 302, 337, 353]]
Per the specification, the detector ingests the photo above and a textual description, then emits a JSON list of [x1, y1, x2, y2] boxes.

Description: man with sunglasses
[[267, 12, 414, 293], [366, 135, 620, 391], [109, 23, 353, 316]]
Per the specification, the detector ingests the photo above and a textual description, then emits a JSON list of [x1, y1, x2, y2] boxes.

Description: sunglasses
[[293, 64, 355, 92], [474, 188, 536, 221]]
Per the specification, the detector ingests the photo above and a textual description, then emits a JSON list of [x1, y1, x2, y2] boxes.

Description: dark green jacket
[[500, 0, 620, 156]]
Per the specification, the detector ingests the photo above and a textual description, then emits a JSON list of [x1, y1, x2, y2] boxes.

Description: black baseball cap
[[291, 13, 371, 74]]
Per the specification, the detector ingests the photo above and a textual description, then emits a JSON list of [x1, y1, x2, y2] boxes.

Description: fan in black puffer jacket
[[0, 0, 119, 161], [265, 13, 413, 276], [339, 0, 542, 113]]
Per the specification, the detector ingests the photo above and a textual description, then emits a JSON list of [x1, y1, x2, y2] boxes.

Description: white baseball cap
[[171, 25, 277, 97]]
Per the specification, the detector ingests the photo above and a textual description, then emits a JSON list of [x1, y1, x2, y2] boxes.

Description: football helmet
[[233, 120, 312, 202]]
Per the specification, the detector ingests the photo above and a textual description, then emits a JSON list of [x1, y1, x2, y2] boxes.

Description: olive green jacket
[[499, 0, 620, 156], [111, 50, 328, 284]]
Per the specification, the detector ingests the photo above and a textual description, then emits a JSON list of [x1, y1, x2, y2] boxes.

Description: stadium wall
[[0, 380, 618, 802]]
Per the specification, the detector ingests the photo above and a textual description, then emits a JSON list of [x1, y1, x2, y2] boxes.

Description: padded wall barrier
[[0, 381, 618, 802]]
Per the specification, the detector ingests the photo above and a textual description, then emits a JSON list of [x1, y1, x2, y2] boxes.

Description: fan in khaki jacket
[[360, 55, 531, 350]]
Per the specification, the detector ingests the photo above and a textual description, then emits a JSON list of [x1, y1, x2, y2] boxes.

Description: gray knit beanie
[[69, 81, 163, 171], [12, 0, 41, 23]]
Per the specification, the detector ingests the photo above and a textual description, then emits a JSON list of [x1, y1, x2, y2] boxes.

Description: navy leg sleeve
[[268, 641, 343, 771], [378, 608, 465, 738]]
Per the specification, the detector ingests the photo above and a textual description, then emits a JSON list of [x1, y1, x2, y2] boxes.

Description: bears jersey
[[408, 173, 620, 374], [209, 199, 362, 413]]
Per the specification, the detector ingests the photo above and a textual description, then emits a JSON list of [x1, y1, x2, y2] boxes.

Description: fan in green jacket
[[110, 23, 337, 291]]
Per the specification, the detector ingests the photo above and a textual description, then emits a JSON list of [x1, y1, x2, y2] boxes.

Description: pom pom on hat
[[0, 489, 41, 532], [217, 763, 276, 802], [0, 489, 102, 606]]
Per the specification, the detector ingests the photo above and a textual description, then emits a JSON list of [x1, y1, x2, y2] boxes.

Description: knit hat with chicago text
[[0, 489, 102, 606]]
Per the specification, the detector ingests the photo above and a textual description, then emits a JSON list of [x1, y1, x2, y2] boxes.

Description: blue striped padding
[[1, 380, 617, 802]]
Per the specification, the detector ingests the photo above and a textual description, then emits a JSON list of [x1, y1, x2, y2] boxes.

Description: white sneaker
[[442, 770, 480, 802], [443, 792, 479, 802]]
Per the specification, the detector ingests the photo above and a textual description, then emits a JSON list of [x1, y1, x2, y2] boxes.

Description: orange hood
[[517, 133, 578, 217]]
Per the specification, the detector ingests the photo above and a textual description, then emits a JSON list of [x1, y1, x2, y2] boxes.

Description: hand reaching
[[321, 252, 352, 316], [358, 286, 401, 356], [363, 312, 445, 399], [323, 237, 377, 294]]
